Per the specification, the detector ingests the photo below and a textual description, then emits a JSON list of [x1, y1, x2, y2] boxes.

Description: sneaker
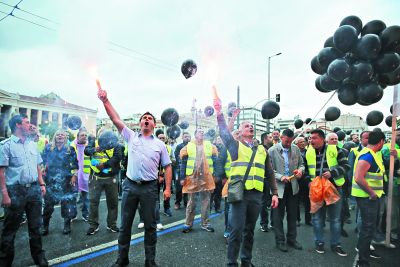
[[138, 222, 144, 229], [372, 239, 396, 248], [315, 243, 325, 254], [370, 250, 381, 259], [82, 215, 89, 222], [201, 225, 215, 232], [71, 216, 78, 222], [260, 225, 269, 232], [20, 217, 27, 225], [156, 223, 164, 231], [107, 225, 119, 233], [86, 226, 99, 235], [174, 204, 181, 210], [163, 209, 172, 217], [182, 225, 192, 233], [223, 230, 230, 238], [332, 246, 347, 257]]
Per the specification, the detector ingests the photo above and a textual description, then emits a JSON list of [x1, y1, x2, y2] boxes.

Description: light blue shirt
[[122, 126, 171, 181], [281, 145, 290, 176], [0, 135, 42, 185]]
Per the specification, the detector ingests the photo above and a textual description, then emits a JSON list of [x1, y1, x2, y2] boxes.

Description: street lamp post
[[267, 52, 282, 133]]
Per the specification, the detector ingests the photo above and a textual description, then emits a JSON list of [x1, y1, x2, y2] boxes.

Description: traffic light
[[276, 93, 280, 102]]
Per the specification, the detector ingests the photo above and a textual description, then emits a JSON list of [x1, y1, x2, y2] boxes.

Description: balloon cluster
[[312, 15, 400, 106], [161, 108, 181, 139]]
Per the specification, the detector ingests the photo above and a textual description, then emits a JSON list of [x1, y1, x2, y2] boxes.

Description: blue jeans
[[356, 197, 379, 266], [80, 191, 89, 218], [312, 188, 343, 248], [227, 190, 262, 266]]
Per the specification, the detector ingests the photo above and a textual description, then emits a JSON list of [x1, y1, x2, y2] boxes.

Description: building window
[[52, 112, 59, 123], [19, 107, 27, 115], [41, 111, 49, 125], [62, 114, 69, 129]]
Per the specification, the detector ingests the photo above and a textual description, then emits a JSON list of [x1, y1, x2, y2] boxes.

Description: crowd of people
[[0, 88, 399, 267]]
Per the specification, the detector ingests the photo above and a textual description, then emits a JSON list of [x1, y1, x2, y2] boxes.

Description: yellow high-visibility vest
[[230, 142, 266, 192], [305, 145, 345, 186], [185, 141, 214, 176], [90, 140, 114, 174], [351, 147, 385, 198], [71, 142, 91, 174]]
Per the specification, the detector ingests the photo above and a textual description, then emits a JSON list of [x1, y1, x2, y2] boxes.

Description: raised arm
[[97, 88, 125, 133]]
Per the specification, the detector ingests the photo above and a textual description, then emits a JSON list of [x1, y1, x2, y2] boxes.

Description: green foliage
[[39, 122, 58, 140]]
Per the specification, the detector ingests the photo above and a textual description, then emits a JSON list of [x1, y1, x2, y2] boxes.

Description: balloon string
[[297, 90, 337, 136]]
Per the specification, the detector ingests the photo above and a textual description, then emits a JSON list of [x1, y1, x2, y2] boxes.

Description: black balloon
[[390, 104, 393, 114], [379, 65, 400, 85], [166, 125, 181, 139], [338, 83, 358, 106], [340, 15, 363, 35], [374, 52, 400, 73], [315, 76, 332, 93], [261, 100, 280, 120], [181, 59, 197, 79], [336, 130, 346, 141], [351, 61, 374, 84], [161, 108, 179, 126], [366, 110, 384, 126], [324, 36, 334, 47], [325, 106, 341, 121], [320, 73, 342, 91], [333, 127, 341, 132], [294, 119, 304, 129], [178, 121, 189, 129], [343, 141, 356, 151], [333, 25, 358, 53], [67, 116, 82, 130], [206, 129, 216, 139], [311, 56, 325, 75], [98, 130, 118, 150], [354, 34, 381, 60], [317, 47, 344, 71], [361, 20, 386, 36], [327, 59, 352, 81], [358, 83, 383, 105], [305, 118, 312, 124], [385, 115, 393, 127], [346, 130, 352, 135], [380, 26, 400, 52], [204, 106, 214, 117]]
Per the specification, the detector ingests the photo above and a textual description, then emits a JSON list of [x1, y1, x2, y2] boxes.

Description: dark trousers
[[356, 197, 379, 266], [273, 185, 299, 244], [298, 178, 311, 224], [118, 179, 158, 262], [227, 190, 262, 266], [175, 179, 187, 207], [0, 184, 45, 267], [210, 178, 223, 211], [43, 180, 77, 225], [259, 183, 271, 227], [88, 174, 119, 228]]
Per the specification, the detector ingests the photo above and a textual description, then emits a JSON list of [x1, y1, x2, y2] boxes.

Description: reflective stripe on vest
[[70, 142, 91, 174], [229, 142, 266, 192], [225, 152, 232, 178], [90, 140, 114, 173], [305, 145, 345, 186], [351, 147, 385, 198], [185, 141, 214, 176]]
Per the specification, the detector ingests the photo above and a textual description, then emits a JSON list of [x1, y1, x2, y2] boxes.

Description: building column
[[26, 108, 31, 121], [48, 111, 53, 124], [37, 110, 42, 126], [58, 112, 63, 128]]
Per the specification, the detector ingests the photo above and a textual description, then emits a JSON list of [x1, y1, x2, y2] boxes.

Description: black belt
[[127, 178, 157, 185], [10, 181, 38, 188]]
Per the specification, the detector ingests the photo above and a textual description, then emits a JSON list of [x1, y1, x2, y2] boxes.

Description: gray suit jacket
[[268, 143, 305, 198]]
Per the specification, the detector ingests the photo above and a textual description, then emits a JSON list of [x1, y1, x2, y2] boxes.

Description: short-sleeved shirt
[[358, 152, 379, 173], [121, 126, 171, 181], [0, 135, 42, 185]]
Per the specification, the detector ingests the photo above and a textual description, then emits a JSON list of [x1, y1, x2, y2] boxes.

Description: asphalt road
[[3, 194, 400, 267]]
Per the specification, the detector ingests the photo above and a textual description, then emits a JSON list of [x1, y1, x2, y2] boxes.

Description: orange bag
[[323, 178, 341, 206], [309, 176, 323, 203]]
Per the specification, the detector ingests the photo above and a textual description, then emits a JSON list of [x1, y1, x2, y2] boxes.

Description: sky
[[0, 0, 399, 130]]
